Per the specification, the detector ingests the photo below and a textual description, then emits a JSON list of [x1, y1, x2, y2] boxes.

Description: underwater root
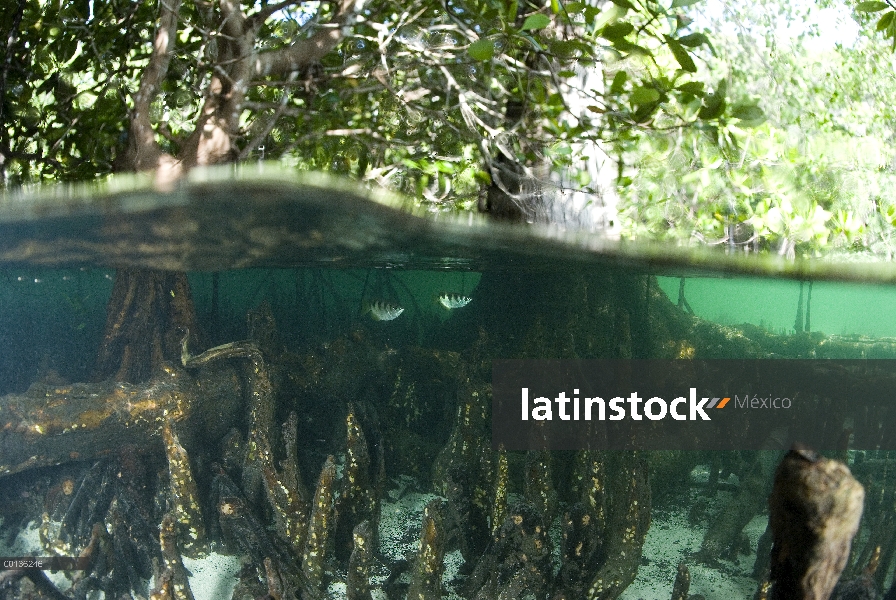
[[0, 363, 242, 479], [767, 445, 865, 600]]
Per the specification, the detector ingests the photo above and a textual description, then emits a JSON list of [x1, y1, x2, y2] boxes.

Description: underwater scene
[[0, 171, 894, 600]]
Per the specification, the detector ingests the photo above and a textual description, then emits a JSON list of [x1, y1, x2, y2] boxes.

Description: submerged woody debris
[[161, 422, 205, 556], [768, 445, 865, 600], [407, 498, 447, 600], [0, 360, 242, 478]]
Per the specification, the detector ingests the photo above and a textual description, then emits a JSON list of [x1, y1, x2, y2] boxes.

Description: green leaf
[[521, 13, 551, 30], [731, 102, 766, 124], [877, 10, 894, 29], [671, 0, 702, 8], [565, 2, 585, 12], [633, 102, 660, 123], [677, 32, 709, 47], [468, 39, 495, 61], [551, 143, 573, 155], [630, 86, 660, 105], [584, 5, 602, 20], [668, 39, 697, 72], [530, 79, 547, 102], [551, 0, 561, 13], [676, 81, 704, 95], [610, 41, 653, 57], [698, 93, 725, 119], [57, 36, 78, 64], [610, 70, 628, 94], [601, 21, 634, 41], [550, 40, 579, 59], [857, 1, 889, 12], [610, 0, 636, 10]]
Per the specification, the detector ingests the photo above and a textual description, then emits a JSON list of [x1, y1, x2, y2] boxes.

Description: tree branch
[[126, 0, 182, 171], [219, 0, 248, 40], [253, 0, 362, 77], [2, 147, 65, 170], [248, 0, 303, 30], [237, 72, 298, 160]]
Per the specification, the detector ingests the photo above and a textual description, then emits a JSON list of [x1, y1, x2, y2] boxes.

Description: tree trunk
[[93, 268, 200, 383]]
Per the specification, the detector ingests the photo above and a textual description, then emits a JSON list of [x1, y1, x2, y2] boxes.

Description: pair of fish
[[364, 293, 472, 321]]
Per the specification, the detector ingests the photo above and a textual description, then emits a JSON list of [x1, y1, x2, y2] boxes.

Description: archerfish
[[437, 293, 472, 309], [364, 300, 404, 321]]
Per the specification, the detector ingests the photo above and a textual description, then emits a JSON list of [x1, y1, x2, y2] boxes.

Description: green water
[[658, 276, 896, 337]]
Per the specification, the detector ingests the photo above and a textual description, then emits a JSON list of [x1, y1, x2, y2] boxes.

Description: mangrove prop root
[[182, 334, 311, 565], [468, 502, 553, 600], [572, 450, 608, 542], [699, 450, 779, 563], [94, 269, 200, 383], [848, 455, 896, 589], [347, 521, 374, 600], [433, 379, 493, 562], [670, 562, 690, 600], [263, 557, 286, 600], [162, 421, 205, 555], [492, 446, 509, 536], [557, 451, 610, 598], [408, 498, 447, 600], [213, 469, 288, 572], [180, 335, 275, 504], [768, 445, 864, 600], [264, 412, 310, 557], [442, 450, 493, 564], [160, 512, 196, 600], [432, 379, 490, 496], [555, 502, 603, 599], [586, 452, 651, 600], [150, 569, 174, 600], [303, 455, 337, 597], [0, 365, 239, 478], [525, 449, 558, 527], [336, 404, 380, 562], [0, 569, 70, 600]]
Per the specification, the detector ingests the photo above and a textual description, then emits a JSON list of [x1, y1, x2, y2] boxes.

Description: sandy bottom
[[1, 467, 768, 600], [619, 506, 766, 600], [0, 517, 241, 600]]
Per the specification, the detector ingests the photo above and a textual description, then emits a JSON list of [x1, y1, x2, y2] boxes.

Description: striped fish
[[437, 293, 472, 310], [364, 300, 405, 321]]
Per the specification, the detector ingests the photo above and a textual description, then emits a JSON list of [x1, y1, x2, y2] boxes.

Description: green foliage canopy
[[4, 0, 896, 260], [1, 0, 735, 207], [616, 0, 896, 258]]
